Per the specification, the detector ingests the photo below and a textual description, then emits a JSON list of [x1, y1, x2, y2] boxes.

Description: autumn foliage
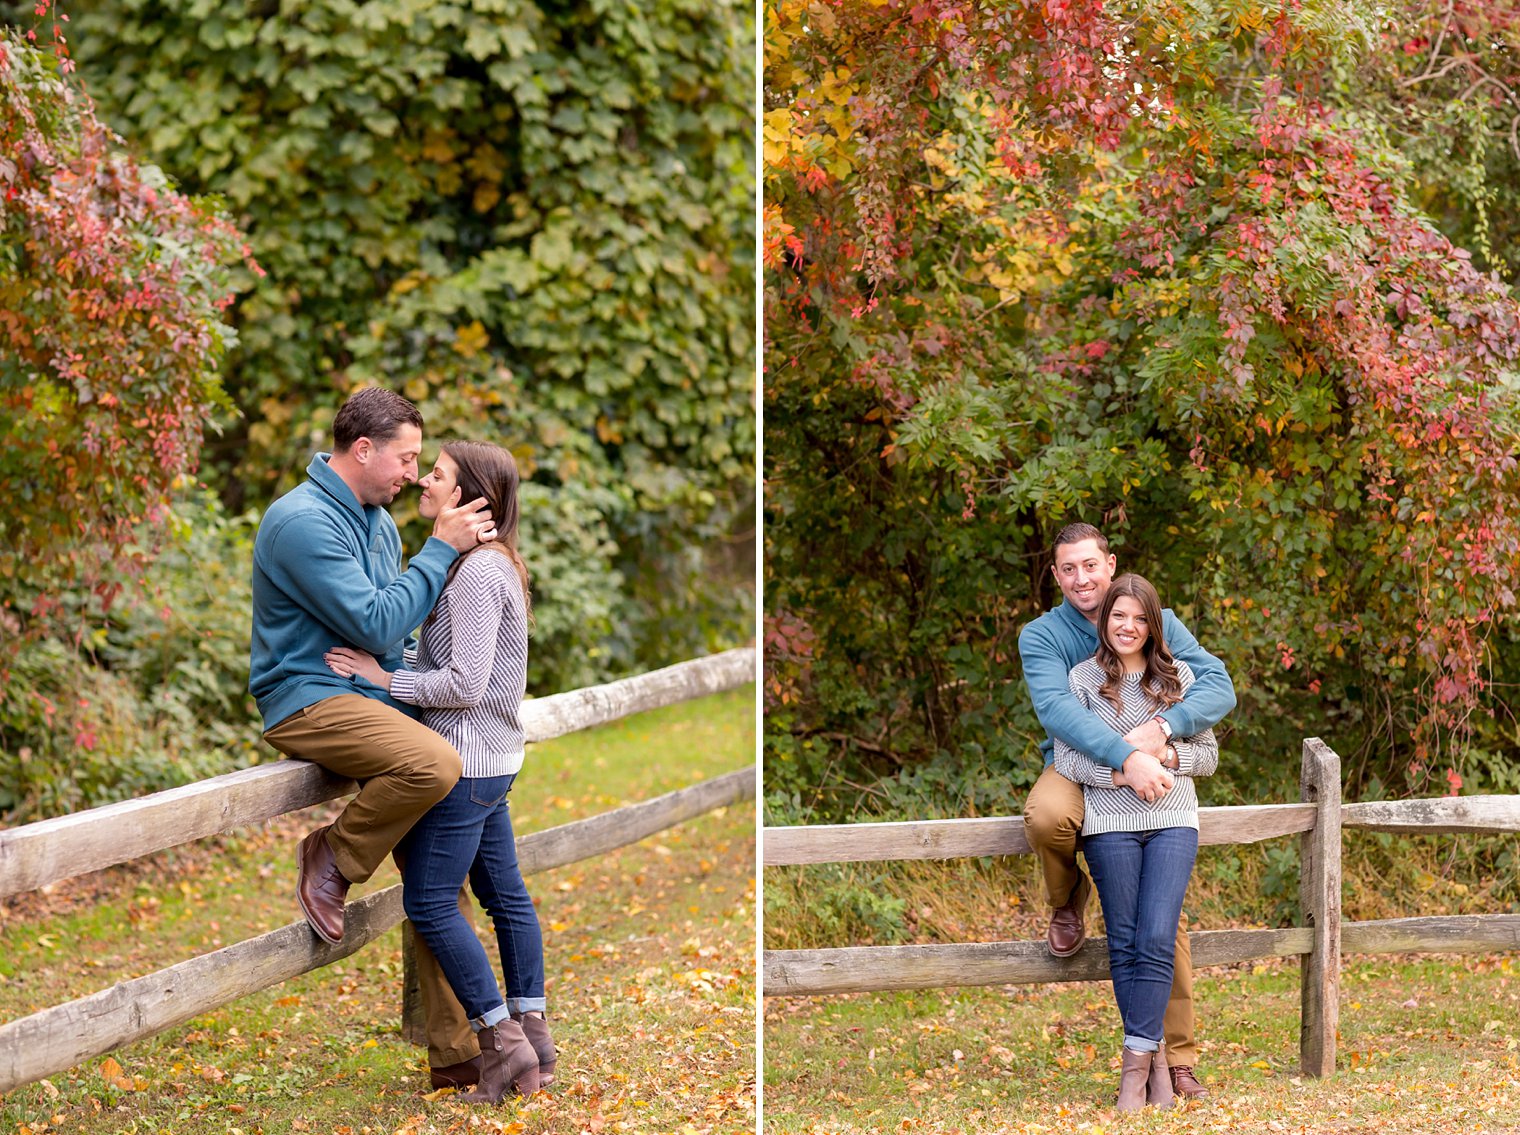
[[0, 24, 252, 627], [765, 0, 1520, 808]]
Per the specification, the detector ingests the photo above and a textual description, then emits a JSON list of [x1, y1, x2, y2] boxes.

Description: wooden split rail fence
[[761, 738, 1520, 1076], [0, 647, 756, 1094]]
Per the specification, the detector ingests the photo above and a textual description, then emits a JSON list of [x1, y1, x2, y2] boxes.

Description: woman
[[325, 441, 552, 1103], [1052, 573, 1218, 1112]]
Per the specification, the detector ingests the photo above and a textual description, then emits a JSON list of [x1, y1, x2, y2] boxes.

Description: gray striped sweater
[[389, 549, 529, 779], [1053, 658, 1218, 836]]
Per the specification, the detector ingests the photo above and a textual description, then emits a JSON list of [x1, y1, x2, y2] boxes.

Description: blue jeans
[[398, 773, 546, 1027], [1082, 826, 1198, 1052]]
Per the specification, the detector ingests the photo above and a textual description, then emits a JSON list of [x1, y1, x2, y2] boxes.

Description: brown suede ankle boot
[[1116, 1047, 1153, 1113], [1147, 1043, 1174, 1108], [460, 1020, 540, 1103], [512, 1010, 557, 1087]]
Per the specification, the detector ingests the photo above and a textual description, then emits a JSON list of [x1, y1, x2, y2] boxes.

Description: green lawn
[[0, 687, 756, 1135], [762, 952, 1520, 1134]]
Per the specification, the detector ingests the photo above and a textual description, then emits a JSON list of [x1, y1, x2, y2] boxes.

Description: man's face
[[1051, 537, 1116, 621], [353, 425, 423, 507]]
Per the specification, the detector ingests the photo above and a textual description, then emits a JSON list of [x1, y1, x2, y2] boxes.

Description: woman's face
[[417, 451, 461, 521], [1105, 595, 1150, 662]]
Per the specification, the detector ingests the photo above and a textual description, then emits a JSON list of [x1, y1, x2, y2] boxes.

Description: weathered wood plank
[[0, 882, 406, 1094], [516, 768, 754, 876], [0, 649, 755, 901], [762, 817, 1027, 865], [761, 804, 1317, 867], [760, 911, 1520, 998], [0, 765, 753, 1093], [0, 762, 355, 902], [761, 927, 1313, 997], [1340, 914, 1520, 954], [519, 648, 755, 743], [1299, 737, 1342, 1078], [1342, 795, 1520, 835]]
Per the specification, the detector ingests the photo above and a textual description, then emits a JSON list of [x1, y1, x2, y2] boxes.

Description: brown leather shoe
[[296, 825, 350, 944], [1170, 1064, 1210, 1100], [429, 1056, 482, 1090], [1046, 876, 1090, 957]]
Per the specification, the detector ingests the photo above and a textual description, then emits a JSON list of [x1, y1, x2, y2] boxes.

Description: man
[[1017, 522, 1236, 1100], [250, 386, 493, 1086]]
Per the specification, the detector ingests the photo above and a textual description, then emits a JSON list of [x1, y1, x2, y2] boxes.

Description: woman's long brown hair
[[1094, 573, 1182, 714], [429, 441, 532, 627]]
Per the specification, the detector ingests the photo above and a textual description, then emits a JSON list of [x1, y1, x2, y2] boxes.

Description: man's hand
[[1121, 750, 1174, 803], [1123, 717, 1169, 760], [431, 486, 496, 552]]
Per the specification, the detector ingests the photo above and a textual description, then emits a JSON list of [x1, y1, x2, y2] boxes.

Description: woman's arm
[[1167, 661, 1219, 777], [1051, 671, 1118, 788], [1170, 727, 1218, 777]]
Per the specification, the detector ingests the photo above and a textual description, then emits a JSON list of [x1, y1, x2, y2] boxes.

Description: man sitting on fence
[[249, 387, 497, 1084], [1017, 522, 1236, 1101]]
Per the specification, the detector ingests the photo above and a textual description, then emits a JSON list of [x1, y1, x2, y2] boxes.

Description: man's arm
[[1018, 618, 1134, 772], [261, 511, 457, 656], [1156, 611, 1236, 738]]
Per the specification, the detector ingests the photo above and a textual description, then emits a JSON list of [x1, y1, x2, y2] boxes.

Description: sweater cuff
[[1173, 740, 1200, 776], [389, 668, 419, 705]]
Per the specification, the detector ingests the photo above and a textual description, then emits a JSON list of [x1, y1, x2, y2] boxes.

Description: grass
[[762, 825, 1520, 1134], [761, 953, 1520, 1134], [0, 686, 756, 1135]]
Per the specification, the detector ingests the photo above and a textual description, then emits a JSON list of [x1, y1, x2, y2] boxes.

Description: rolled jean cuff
[[507, 996, 547, 1015], [475, 1003, 512, 1030], [1124, 1035, 1160, 1054]]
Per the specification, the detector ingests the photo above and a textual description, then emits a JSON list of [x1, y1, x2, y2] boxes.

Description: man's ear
[[352, 437, 373, 464]]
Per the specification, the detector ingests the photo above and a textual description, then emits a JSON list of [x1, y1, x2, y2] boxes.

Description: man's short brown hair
[[332, 388, 424, 452], [1052, 522, 1109, 556]]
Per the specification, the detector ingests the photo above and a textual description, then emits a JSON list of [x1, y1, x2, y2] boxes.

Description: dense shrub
[[764, 0, 1520, 821], [0, 24, 250, 630], [46, 0, 757, 676]]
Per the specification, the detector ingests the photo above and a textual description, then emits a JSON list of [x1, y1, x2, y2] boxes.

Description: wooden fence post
[[401, 921, 427, 1046], [1299, 737, 1342, 1077]]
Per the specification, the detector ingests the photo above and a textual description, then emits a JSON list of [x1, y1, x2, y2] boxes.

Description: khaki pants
[[395, 857, 481, 1066], [1024, 764, 1199, 1065], [264, 694, 478, 1065]]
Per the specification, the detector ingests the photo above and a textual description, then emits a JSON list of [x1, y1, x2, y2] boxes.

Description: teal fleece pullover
[[249, 453, 459, 729], [1017, 599, 1236, 771]]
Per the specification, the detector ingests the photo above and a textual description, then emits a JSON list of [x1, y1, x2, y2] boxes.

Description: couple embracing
[[248, 388, 550, 1102], [1018, 523, 1236, 1111]]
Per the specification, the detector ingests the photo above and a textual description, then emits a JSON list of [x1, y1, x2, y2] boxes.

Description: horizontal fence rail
[[0, 648, 755, 901], [761, 915, 1520, 997], [760, 796, 1520, 868], [0, 768, 755, 1094], [761, 738, 1520, 1077], [0, 648, 756, 1094]]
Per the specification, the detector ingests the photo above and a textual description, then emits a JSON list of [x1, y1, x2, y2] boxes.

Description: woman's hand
[[325, 646, 391, 691]]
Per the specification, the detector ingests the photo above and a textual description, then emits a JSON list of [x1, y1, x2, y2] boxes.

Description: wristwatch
[[1152, 714, 1173, 740], [1164, 742, 1179, 770]]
